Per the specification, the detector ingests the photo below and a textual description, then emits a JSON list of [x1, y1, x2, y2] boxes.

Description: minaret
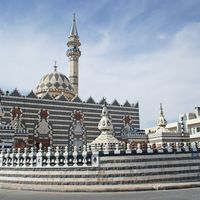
[[66, 13, 81, 95]]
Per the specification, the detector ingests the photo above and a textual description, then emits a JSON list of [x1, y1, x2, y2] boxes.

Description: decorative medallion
[[11, 107, 22, 120], [123, 115, 132, 125]]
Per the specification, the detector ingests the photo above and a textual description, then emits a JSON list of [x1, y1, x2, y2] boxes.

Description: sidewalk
[[0, 181, 200, 192]]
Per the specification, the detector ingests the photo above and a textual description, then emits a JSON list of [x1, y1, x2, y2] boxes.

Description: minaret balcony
[[67, 39, 81, 48], [66, 48, 81, 57]]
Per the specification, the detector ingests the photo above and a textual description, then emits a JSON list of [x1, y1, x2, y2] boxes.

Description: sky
[[0, 0, 200, 128]]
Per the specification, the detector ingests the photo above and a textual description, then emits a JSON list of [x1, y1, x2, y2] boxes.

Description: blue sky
[[0, 0, 200, 128]]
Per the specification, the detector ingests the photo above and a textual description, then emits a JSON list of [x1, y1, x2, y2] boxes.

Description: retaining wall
[[0, 151, 200, 192]]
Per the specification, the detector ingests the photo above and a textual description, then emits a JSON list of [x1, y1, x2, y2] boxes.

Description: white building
[[145, 104, 190, 146]]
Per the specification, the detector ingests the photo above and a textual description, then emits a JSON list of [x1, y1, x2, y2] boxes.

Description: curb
[[0, 182, 200, 192]]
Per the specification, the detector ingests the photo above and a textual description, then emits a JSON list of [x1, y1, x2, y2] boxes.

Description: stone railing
[[0, 144, 99, 168], [91, 141, 200, 155], [0, 142, 199, 168]]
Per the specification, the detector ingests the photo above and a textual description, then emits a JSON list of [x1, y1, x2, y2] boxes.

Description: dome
[[35, 66, 75, 100]]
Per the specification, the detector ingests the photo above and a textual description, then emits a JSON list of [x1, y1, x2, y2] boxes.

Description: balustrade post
[[191, 142, 197, 152], [114, 143, 120, 154], [183, 142, 189, 152], [10, 148, 15, 167], [0, 147, 4, 167], [46, 146, 51, 167], [147, 143, 153, 153], [5, 149, 10, 167], [55, 146, 60, 167], [16, 148, 21, 167], [126, 143, 131, 154], [136, 143, 142, 154], [23, 147, 28, 167], [29, 147, 35, 167], [103, 143, 109, 155], [158, 144, 164, 153], [92, 148, 99, 167], [176, 142, 181, 152], [167, 143, 172, 153], [72, 146, 78, 167], [198, 142, 200, 149], [82, 145, 87, 166], [63, 146, 68, 167], [36, 143, 43, 167]]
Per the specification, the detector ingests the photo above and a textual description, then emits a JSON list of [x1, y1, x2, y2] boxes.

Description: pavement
[[0, 181, 200, 192], [0, 188, 200, 200]]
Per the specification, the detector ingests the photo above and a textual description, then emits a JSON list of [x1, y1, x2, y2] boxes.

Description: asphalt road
[[0, 188, 200, 200]]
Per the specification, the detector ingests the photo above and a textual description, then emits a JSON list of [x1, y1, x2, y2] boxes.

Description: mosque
[[0, 14, 192, 151], [0, 15, 199, 192], [0, 15, 141, 150]]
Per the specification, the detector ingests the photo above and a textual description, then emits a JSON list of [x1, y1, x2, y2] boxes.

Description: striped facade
[[0, 90, 140, 147]]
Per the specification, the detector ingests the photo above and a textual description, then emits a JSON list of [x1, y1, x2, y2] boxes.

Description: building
[[145, 104, 190, 146], [0, 15, 140, 149], [160, 107, 200, 143]]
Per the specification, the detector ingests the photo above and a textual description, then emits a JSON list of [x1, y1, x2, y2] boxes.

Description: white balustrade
[[0, 142, 197, 168]]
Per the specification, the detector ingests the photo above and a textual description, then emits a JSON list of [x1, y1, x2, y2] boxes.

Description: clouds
[[0, 0, 200, 128], [80, 22, 200, 127]]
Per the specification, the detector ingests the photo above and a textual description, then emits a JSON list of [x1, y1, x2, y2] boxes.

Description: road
[[0, 188, 200, 200]]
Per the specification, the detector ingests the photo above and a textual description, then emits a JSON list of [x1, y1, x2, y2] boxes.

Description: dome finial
[[54, 61, 57, 71], [160, 103, 163, 115], [73, 13, 76, 22]]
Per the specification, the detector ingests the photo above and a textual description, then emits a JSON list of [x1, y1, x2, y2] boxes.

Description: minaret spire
[[66, 14, 81, 95], [70, 13, 79, 37], [54, 61, 57, 71], [157, 103, 167, 128]]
